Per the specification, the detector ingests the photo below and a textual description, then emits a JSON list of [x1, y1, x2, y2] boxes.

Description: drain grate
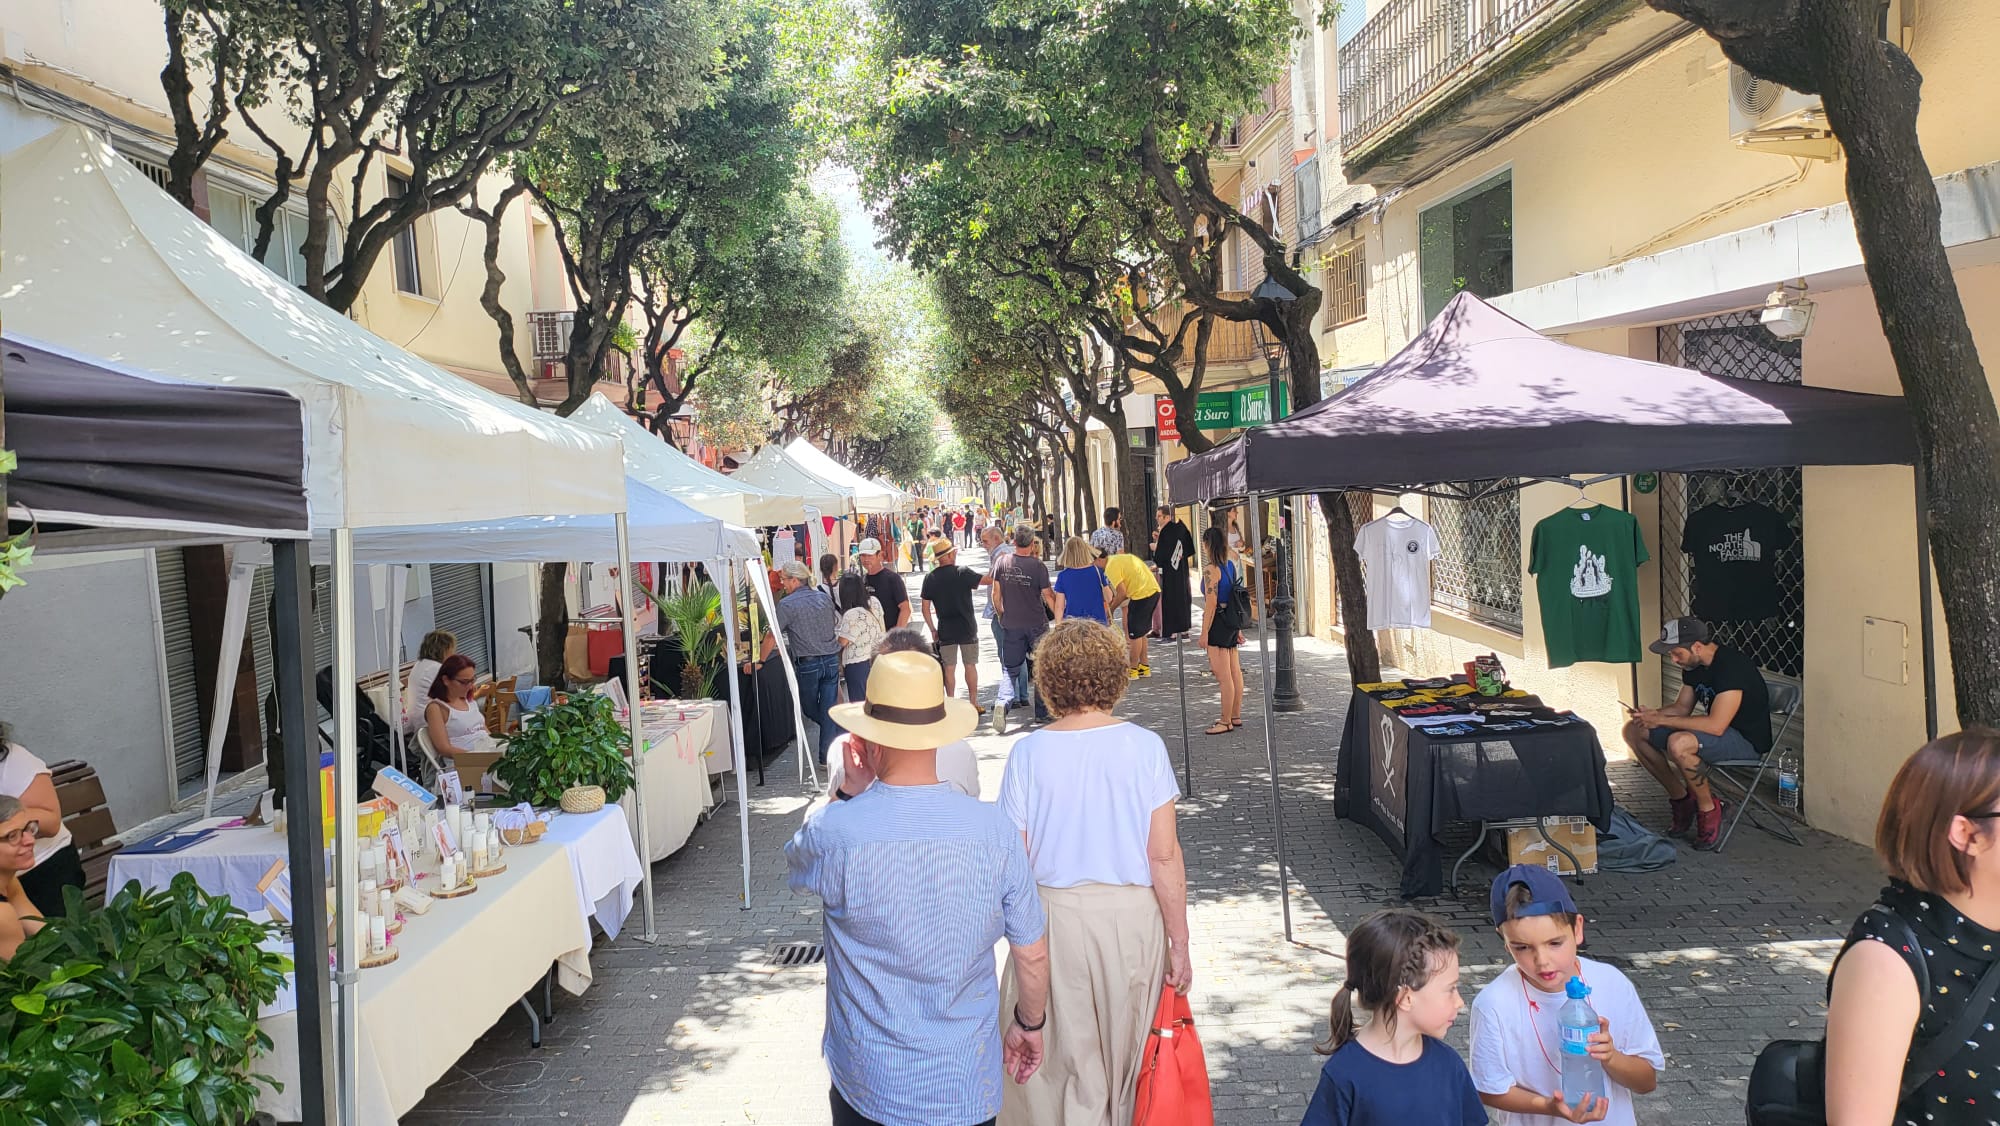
[[765, 940, 825, 968]]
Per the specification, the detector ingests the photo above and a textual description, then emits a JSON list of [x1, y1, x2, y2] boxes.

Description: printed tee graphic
[[1569, 545, 1613, 599]]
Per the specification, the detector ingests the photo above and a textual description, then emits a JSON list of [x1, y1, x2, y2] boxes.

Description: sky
[[811, 162, 892, 277]]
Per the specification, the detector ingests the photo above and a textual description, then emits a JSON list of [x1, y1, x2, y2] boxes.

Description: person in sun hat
[[787, 650, 1052, 1126]]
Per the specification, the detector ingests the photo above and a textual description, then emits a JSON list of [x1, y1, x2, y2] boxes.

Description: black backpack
[[1747, 903, 2000, 1125], [1221, 561, 1253, 628]]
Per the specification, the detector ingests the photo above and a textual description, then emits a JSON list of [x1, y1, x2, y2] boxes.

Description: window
[[1295, 156, 1323, 245], [204, 184, 325, 288], [388, 173, 423, 295], [1430, 481, 1522, 632], [1418, 173, 1512, 319], [1327, 240, 1367, 328]]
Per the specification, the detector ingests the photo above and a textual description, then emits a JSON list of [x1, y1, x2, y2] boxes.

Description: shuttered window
[[429, 564, 492, 672], [153, 549, 207, 788]]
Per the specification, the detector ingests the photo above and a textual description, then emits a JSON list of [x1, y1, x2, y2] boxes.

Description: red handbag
[[1132, 986, 1213, 1126]]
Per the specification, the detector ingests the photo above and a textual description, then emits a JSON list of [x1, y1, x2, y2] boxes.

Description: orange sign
[[1156, 397, 1181, 442]]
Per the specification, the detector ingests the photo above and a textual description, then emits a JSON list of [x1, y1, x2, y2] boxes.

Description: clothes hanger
[[1566, 482, 1598, 510]]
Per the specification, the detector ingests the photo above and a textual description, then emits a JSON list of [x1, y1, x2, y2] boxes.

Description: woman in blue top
[[1201, 525, 1246, 735], [1050, 536, 1110, 623]]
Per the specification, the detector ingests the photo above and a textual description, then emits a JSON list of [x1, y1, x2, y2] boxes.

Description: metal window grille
[[530, 311, 574, 360], [1338, 0, 1578, 153], [1430, 480, 1522, 632], [1327, 241, 1367, 328], [125, 154, 172, 192], [1657, 311, 1806, 705]]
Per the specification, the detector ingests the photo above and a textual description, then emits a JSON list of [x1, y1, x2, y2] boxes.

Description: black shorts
[[1126, 593, 1161, 639], [1206, 614, 1241, 649]]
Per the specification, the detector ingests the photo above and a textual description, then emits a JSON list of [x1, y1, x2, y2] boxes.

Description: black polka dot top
[[1848, 880, 2000, 1124]]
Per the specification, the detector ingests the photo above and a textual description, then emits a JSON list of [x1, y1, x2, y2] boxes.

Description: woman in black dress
[[1152, 504, 1196, 639], [1825, 729, 2000, 1124]]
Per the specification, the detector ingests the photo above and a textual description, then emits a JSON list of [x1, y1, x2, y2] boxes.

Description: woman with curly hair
[[996, 619, 1189, 1126]]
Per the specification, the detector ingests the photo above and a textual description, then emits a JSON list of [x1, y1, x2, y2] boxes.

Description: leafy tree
[[1646, 0, 2000, 721]]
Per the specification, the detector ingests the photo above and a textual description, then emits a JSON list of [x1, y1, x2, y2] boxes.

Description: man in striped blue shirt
[[787, 650, 1051, 1126]]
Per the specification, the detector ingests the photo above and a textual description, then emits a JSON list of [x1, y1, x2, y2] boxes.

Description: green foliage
[[644, 582, 726, 699], [930, 435, 989, 480], [496, 693, 636, 805], [0, 447, 24, 595], [0, 875, 290, 1125]]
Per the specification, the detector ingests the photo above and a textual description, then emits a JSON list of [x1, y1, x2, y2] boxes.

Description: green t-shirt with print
[[1528, 506, 1649, 668]]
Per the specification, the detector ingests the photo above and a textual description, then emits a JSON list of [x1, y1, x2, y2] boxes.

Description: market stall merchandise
[[1335, 681, 1613, 897], [623, 704, 719, 859]]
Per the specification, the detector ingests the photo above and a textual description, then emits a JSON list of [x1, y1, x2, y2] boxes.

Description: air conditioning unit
[[1727, 65, 1838, 161]]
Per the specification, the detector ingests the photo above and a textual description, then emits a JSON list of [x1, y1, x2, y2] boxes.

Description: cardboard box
[[452, 750, 506, 794], [1505, 817, 1598, 876]]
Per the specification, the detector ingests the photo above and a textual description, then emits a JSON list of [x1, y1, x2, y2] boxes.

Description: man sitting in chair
[[1621, 617, 1771, 852]]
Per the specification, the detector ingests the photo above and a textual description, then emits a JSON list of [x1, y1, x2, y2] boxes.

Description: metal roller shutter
[[429, 564, 492, 672], [153, 549, 206, 788]]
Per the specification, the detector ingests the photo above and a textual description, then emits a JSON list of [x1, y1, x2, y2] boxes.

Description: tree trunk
[[1646, 0, 2000, 724], [1314, 490, 1381, 683], [536, 562, 568, 691]]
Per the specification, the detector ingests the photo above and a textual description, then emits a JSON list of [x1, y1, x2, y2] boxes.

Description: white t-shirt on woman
[[0, 744, 75, 869], [998, 721, 1180, 888]]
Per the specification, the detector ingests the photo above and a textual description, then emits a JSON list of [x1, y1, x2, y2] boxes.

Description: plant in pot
[[0, 874, 291, 1125], [644, 581, 725, 700], [494, 691, 634, 812]]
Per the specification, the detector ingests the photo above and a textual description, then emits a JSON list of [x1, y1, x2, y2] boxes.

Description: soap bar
[[393, 885, 434, 916]]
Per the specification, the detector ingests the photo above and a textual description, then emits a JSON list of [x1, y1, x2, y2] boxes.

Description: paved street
[[408, 558, 1884, 1126]]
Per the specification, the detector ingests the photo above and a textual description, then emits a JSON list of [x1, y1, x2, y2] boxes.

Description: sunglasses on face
[[0, 821, 40, 846]]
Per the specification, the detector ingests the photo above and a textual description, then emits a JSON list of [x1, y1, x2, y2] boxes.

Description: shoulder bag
[[1747, 904, 2000, 1126], [1133, 986, 1213, 1126]]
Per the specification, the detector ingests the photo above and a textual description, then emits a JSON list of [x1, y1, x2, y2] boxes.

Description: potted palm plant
[[645, 581, 725, 700]]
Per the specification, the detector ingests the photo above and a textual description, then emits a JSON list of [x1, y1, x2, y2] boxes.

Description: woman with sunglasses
[[0, 794, 48, 959], [0, 730, 82, 917], [424, 654, 494, 770]]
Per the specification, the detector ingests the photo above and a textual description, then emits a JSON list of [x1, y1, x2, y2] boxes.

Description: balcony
[[1219, 78, 1293, 155], [1336, 0, 1690, 185], [529, 310, 572, 360]]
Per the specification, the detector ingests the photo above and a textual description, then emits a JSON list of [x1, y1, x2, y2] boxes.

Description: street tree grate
[[764, 940, 825, 968]]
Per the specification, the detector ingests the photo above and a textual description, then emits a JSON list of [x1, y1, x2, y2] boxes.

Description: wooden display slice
[[430, 878, 478, 900], [468, 862, 507, 879], [360, 945, 400, 969]]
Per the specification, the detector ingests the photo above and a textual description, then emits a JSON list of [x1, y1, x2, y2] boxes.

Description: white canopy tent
[[782, 439, 902, 514], [731, 444, 857, 515], [568, 396, 806, 527], [870, 476, 918, 510]]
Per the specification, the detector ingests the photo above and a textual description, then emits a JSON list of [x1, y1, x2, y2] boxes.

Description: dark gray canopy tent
[[1164, 293, 1922, 939]]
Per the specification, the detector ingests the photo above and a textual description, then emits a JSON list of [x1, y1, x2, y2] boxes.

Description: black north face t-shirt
[[1681, 502, 1795, 622]]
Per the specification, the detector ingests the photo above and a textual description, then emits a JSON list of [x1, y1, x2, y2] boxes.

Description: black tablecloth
[[1334, 689, 1613, 897]]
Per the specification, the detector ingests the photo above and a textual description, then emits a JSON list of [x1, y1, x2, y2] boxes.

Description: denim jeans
[[841, 658, 873, 708], [997, 624, 1049, 722], [794, 653, 842, 764], [988, 615, 1031, 710]]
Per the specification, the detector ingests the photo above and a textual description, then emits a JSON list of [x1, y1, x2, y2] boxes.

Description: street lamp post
[[1250, 277, 1303, 713]]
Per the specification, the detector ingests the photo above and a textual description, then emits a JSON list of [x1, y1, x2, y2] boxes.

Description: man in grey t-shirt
[[989, 527, 1056, 734], [760, 560, 843, 766]]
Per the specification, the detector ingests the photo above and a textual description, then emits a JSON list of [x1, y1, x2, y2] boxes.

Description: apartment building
[[0, 2, 593, 829], [1326, 0, 1998, 842]]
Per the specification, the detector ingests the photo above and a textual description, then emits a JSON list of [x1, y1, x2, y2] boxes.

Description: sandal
[[1229, 721, 1243, 729], [1204, 722, 1232, 736]]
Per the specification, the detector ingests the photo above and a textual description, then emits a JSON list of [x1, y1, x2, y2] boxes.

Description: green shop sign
[[1195, 384, 1292, 430]]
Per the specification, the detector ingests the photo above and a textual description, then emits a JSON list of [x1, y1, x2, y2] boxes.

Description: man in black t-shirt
[[1620, 617, 1773, 850], [920, 539, 990, 710], [858, 537, 911, 629]]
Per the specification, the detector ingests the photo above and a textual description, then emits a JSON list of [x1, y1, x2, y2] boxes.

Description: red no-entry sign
[[987, 469, 1003, 483]]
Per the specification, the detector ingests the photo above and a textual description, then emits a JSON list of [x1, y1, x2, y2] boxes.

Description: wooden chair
[[47, 760, 121, 908], [473, 675, 520, 736]]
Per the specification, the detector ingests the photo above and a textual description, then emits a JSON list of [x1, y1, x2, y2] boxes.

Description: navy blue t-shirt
[[1299, 1038, 1487, 1126]]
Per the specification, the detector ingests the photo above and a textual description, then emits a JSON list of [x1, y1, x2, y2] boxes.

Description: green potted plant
[[494, 692, 634, 812], [644, 581, 725, 700], [0, 874, 291, 1125]]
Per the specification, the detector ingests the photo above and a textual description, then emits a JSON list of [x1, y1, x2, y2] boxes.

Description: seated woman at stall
[[424, 655, 495, 769], [0, 795, 49, 959], [401, 630, 458, 734], [0, 729, 81, 917]]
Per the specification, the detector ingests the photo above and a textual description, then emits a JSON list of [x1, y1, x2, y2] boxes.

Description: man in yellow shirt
[[1098, 549, 1163, 678]]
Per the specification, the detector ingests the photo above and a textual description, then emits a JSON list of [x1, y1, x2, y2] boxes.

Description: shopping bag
[[1132, 986, 1213, 1126]]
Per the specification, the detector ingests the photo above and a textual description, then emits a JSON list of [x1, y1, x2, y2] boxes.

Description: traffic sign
[[1155, 397, 1181, 442], [988, 469, 1003, 483]]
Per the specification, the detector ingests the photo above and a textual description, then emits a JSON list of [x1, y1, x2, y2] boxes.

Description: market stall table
[[107, 817, 287, 913], [622, 703, 719, 860], [1334, 686, 1613, 897], [542, 804, 645, 940], [254, 825, 591, 1122]]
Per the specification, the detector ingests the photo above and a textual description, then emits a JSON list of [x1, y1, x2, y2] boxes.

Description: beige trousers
[[1000, 883, 1168, 1126]]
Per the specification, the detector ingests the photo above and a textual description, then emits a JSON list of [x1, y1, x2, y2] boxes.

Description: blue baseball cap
[[1490, 864, 1579, 926]]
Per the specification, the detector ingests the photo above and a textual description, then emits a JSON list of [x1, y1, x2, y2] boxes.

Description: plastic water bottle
[[1778, 751, 1801, 810], [1558, 977, 1607, 1103]]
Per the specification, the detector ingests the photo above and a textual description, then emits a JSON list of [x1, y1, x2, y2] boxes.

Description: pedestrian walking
[[982, 525, 1030, 713], [1089, 507, 1126, 557], [1200, 527, 1246, 734], [859, 537, 912, 629], [1154, 505, 1196, 639], [1050, 536, 1110, 624], [758, 560, 842, 766], [997, 620, 1191, 1126], [834, 571, 885, 708], [922, 538, 990, 712], [786, 650, 1051, 1126], [990, 526, 1057, 735]]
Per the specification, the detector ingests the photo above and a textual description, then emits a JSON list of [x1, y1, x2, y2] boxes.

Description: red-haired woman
[[424, 654, 492, 766]]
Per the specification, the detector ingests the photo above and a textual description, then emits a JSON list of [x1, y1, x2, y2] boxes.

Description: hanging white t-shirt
[[1355, 513, 1442, 629], [0, 744, 75, 870], [1468, 957, 1666, 1126], [772, 529, 798, 565], [999, 722, 1179, 888]]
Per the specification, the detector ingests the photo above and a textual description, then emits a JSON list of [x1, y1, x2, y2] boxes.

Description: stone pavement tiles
[[406, 586, 1884, 1126]]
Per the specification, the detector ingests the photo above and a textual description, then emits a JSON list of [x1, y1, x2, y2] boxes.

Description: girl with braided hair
[[1300, 908, 1487, 1126]]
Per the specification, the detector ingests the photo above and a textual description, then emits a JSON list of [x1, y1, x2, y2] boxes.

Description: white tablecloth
[[107, 818, 287, 913], [621, 705, 715, 860], [661, 699, 733, 779], [255, 836, 591, 1123], [540, 806, 644, 941]]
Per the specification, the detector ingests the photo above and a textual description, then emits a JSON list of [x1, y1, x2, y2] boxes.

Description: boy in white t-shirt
[[1469, 866, 1665, 1126]]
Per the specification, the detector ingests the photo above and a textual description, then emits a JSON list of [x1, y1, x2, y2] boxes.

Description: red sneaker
[[1693, 800, 1728, 851], [1668, 793, 1697, 838]]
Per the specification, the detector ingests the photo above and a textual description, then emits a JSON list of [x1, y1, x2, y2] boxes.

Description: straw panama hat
[[828, 651, 980, 750]]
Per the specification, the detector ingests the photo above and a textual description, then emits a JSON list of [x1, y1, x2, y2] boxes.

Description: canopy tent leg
[[721, 560, 754, 909], [1916, 466, 1939, 740], [330, 530, 361, 1125], [747, 567, 819, 789], [273, 540, 334, 1126], [616, 515, 658, 944], [1177, 634, 1192, 797], [200, 555, 256, 817], [1249, 494, 1294, 943], [386, 567, 407, 774]]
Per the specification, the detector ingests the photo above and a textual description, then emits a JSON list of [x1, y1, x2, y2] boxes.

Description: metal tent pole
[[330, 530, 360, 1125], [616, 514, 658, 942], [387, 567, 407, 774], [273, 540, 334, 1126], [1177, 634, 1192, 797], [1916, 466, 1939, 739], [721, 560, 754, 908], [1250, 494, 1294, 942]]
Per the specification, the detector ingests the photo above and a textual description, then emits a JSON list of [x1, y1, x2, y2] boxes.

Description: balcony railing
[[529, 310, 573, 360], [1338, 0, 1578, 155]]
